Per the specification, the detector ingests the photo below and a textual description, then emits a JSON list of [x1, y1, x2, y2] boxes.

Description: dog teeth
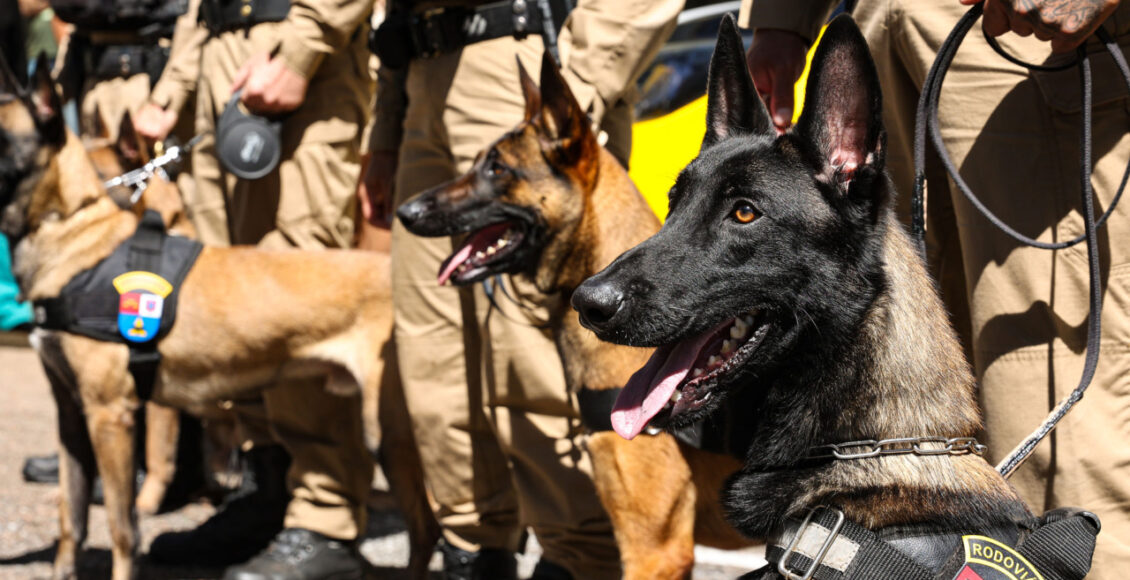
[[692, 368, 704, 378], [487, 246, 497, 256], [731, 321, 747, 339], [721, 340, 734, 354], [707, 355, 721, 367], [475, 251, 485, 260], [670, 390, 682, 404]]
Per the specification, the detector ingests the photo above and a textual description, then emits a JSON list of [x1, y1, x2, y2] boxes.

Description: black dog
[[569, 14, 1082, 579]]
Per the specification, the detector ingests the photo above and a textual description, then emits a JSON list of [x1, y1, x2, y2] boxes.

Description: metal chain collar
[[807, 436, 987, 461], [103, 133, 206, 205]]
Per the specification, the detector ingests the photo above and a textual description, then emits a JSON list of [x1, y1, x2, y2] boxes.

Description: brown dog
[[397, 54, 749, 578], [1, 62, 438, 580], [83, 111, 200, 516]]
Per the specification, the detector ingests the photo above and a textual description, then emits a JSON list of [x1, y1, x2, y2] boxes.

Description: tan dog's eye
[[733, 203, 757, 224], [489, 161, 507, 177]]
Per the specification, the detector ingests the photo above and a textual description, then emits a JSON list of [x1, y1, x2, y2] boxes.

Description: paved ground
[[0, 339, 764, 579]]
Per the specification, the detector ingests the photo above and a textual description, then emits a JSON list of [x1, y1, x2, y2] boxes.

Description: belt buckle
[[414, 9, 446, 59], [778, 506, 845, 580]]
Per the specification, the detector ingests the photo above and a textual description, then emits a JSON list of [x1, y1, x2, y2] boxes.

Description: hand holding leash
[[135, 102, 179, 143], [231, 51, 310, 115], [962, 0, 1121, 53]]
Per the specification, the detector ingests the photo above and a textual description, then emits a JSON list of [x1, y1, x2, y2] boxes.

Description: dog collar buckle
[[778, 506, 846, 580]]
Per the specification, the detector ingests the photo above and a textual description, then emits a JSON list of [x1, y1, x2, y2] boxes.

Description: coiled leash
[[911, 3, 1130, 479]]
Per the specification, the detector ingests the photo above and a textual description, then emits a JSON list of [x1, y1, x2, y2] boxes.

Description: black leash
[[912, 4, 1130, 478]]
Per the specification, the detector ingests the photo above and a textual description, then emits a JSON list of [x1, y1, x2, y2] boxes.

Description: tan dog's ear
[[517, 56, 541, 123], [117, 111, 147, 165], [27, 54, 66, 147], [536, 51, 598, 183]]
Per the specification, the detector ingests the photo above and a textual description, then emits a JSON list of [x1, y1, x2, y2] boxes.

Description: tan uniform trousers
[[391, 36, 628, 578], [853, 2, 1130, 575], [185, 28, 372, 540]]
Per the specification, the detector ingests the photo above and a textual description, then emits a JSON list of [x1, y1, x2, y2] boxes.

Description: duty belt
[[371, 0, 573, 67], [89, 44, 170, 81], [199, 0, 291, 34]]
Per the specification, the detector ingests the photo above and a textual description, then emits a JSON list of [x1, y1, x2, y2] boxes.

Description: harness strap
[[1015, 508, 1101, 580], [766, 507, 935, 580]]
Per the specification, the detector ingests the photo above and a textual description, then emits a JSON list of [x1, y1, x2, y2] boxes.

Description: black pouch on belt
[[215, 91, 282, 180]]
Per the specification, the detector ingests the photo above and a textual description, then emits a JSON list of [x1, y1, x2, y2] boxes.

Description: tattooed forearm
[[1013, 0, 1106, 34], [990, 0, 1119, 52]]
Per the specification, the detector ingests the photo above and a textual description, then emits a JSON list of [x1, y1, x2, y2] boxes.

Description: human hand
[[357, 149, 398, 228], [746, 29, 809, 133], [962, 0, 1121, 53], [231, 52, 310, 115], [134, 102, 179, 142]]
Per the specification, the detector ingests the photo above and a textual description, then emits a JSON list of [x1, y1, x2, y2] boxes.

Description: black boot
[[439, 538, 517, 580], [21, 454, 59, 483], [23, 453, 107, 504], [148, 445, 290, 567], [221, 528, 364, 580]]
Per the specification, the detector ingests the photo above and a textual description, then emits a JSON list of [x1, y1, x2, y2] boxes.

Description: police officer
[[361, 0, 682, 577], [135, 0, 375, 577], [52, 0, 189, 142], [742, 0, 1130, 576]]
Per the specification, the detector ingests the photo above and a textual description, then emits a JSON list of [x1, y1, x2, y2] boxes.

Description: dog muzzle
[[216, 91, 282, 181]]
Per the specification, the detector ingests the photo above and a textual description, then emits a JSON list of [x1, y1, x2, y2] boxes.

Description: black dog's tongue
[[611, 327, 717, 440]]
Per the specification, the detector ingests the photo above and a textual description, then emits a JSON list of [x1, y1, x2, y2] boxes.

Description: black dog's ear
[[517, 56, 541, 123], [702, 14, 773, 150], [794, 15, 884, 194], [27, 54, 66, 147], [0, 52, 22, 96], [535, 51, 599, 183]]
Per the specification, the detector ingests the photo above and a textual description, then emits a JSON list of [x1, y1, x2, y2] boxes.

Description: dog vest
[[33, 210, 202, 400], [747, 506, 1100, 580]]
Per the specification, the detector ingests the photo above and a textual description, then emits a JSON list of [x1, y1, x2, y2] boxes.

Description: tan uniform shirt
[[370, 0, 684, 151]]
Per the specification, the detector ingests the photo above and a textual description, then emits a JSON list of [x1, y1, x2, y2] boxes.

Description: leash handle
[[911, 8, 1130, 478]]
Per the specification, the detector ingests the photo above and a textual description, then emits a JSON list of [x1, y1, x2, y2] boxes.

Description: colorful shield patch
[[113, 271, 173, 343], [951, 536, 1045, 580]]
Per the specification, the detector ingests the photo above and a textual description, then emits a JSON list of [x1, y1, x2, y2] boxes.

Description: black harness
[[746, 506, 1099, 580], [32, 210, 202, 400]]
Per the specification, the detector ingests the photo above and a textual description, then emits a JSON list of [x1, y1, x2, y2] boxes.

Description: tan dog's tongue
[[611, 329, 714, 440]]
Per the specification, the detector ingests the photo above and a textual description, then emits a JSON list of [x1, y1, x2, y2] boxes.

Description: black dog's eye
[[732, 202, 757, 224]]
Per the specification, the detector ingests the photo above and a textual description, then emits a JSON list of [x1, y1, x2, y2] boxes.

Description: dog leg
[[43, 362, 96, 580], [376, 341, 440, 579], [587, 431, 696, 580], [136, 402, 179, 515], [85, 400, 139, 580]]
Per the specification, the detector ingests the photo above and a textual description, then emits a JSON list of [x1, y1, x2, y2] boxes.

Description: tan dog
[[396, 54, 750, 579], [1, 61, 438, 580], [83, 111, 199, 516]]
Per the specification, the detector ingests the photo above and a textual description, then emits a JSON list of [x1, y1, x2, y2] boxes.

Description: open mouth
[[437, 221, 526, 286], [610, 309, 771, 439]]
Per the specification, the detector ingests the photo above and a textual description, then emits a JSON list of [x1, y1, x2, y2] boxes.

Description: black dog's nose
[[396, 196, 432, 229], [572, 281, 626, 333]]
